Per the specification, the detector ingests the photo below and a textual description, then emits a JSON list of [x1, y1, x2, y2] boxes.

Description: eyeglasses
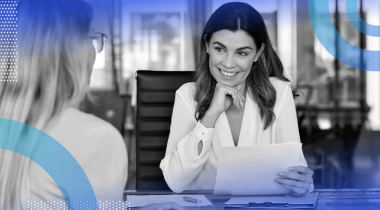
[[89, 33, 107, 54]]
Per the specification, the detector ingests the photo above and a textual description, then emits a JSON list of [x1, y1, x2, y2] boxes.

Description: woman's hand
[[274, 166, 314, 197], [201, 83, 245, 129], [208, 83, 245, 114], [139, 202, 185, 210]]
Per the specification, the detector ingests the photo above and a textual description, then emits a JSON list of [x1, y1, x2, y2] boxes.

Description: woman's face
[[87, 38, 96, 69], [206, 29, 264, 91], [86, 31, 97, 83]]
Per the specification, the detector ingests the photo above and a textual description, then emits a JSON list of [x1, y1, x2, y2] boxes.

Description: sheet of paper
[[126, 195, 213, 207], [214, 142, 303, 196]]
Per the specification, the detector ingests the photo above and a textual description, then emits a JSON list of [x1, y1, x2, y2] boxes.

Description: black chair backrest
[[135, 70, 195, 190]]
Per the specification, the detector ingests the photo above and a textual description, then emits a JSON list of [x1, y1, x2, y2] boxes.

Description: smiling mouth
[[219, 68, 239, 77]]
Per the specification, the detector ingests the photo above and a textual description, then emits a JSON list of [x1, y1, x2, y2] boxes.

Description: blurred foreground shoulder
[[64, 108, 128, 201], [65, 108, 127, 155]]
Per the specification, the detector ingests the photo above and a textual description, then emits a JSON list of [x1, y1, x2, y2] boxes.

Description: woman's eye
[[237, 51, 248, 56], [215, 47, 224, 53]]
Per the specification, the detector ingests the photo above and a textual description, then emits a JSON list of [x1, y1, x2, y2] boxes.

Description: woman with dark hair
[[160, 2, 314, 196]]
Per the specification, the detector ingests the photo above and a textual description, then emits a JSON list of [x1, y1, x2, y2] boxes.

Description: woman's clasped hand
[[209, 83, 245, 114]]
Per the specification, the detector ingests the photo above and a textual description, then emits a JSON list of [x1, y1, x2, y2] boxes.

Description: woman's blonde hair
[[0, 0, 93, 208]]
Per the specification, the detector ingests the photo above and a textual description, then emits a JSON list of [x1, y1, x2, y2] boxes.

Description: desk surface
[[124, 188, 380, 210]]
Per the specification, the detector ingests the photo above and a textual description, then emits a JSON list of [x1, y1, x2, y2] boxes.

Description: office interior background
[[81, 0, 380, 190]]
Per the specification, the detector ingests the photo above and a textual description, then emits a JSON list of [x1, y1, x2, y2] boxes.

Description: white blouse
[[160, 78, 311, 193]]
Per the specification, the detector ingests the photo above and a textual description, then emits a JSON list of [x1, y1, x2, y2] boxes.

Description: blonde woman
[[0, 0, 128, 208], [0, 1, 185, 209]]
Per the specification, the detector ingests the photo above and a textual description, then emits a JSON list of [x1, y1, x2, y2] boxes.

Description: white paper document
[[214, 142, 303, 195], [126, 195, 213, 207]]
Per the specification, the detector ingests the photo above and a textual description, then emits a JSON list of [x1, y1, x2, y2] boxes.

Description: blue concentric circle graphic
[[309, 0, 380, 71], [0, 118, 98, 210], [346, 0, 380, 37]]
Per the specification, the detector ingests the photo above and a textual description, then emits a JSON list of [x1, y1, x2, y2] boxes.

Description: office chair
[[135, 70, 195, 190]]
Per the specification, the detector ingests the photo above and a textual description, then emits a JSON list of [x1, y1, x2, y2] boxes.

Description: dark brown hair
[[194, 2, 290, 129]]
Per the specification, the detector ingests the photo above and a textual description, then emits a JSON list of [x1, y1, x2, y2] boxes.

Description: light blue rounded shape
[[309, 0, 380, 71], [346, 0, 380, 37], [0, 118, 98, 210]]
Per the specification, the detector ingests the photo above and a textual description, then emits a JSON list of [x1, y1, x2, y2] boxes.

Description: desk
[[124, 188, 380, 210]]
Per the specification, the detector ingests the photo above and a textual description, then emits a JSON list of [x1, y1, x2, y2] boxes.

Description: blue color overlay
[[0, 118, 98, 209], [309, 0, 380, 71], [346, 0, 380, 37]]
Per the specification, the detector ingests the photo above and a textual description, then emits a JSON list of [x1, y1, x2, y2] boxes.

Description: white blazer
[[160, 78, 311, 193]]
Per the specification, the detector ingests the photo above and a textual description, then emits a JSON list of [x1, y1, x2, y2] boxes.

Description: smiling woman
[[207, 29, 263, 90], [160, 2, 314, 197]]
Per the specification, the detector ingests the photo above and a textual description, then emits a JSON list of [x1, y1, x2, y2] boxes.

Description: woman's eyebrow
[[212, 41, 253, 50], [212, 41, 226, 47], [236, 46, 253, 50], [236, 46, 253, 51]]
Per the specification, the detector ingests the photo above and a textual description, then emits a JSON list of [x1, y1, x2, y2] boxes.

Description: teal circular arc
[[0, 118, 98, 209], [346, 0, 380, 37], [309, 0, 380, 71]]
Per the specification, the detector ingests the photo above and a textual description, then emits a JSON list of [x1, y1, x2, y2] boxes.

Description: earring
[[254, 59, 257, 62], [207, 50, 209, 54]]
